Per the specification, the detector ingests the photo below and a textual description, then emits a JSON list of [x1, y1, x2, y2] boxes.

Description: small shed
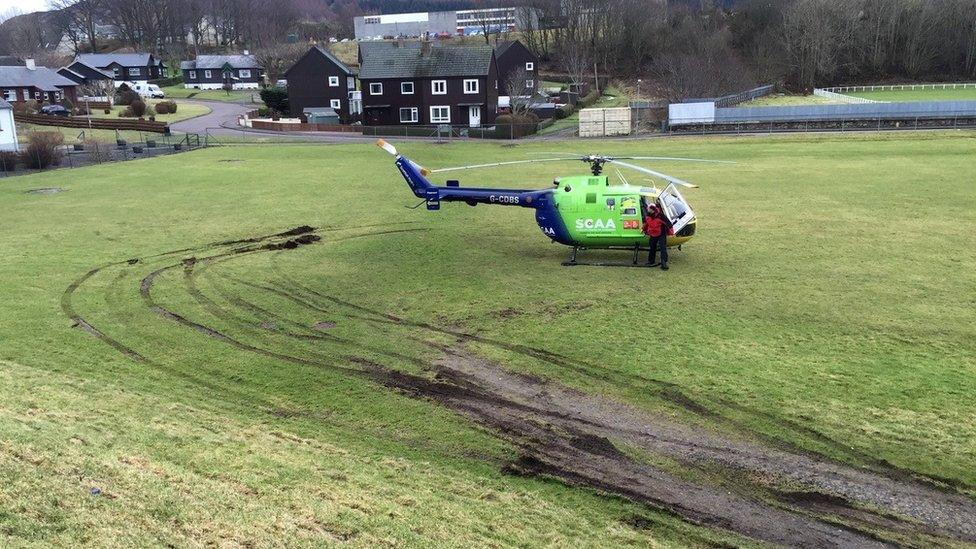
[[303, 107, 340, 124], [0, 99, 18, 151]]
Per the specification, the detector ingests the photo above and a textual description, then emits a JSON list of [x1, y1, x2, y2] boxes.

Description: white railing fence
[[823, 83, 976, 93], [813, 89, 880, 104]]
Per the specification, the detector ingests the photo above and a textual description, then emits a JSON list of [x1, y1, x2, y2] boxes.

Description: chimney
[[396, 37, 404, 48], [420, 34, 431, 57], [25, 58, 35, 70]]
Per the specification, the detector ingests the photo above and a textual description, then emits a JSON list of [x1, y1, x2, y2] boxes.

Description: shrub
[[104, 108, 111, 114], [129, 98, 147, 117], [13, 100, 38, 115], [145, 104, 156, 117], [116, 89, 139, 106], [259, 87, 288, 113], [165, 100, 177, 113], [0, 151, 17, 171], [148, 75, 182, 87], [494, 114, 538, 139], [20, 132, 64, 169], [257, 106, 271, 117], [155, 100, 176, 114], [62, 98, 74, 112], [579, 90, 600, 109]]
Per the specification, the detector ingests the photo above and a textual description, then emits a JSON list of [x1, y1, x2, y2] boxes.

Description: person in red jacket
[[643, 204, 673, 270]]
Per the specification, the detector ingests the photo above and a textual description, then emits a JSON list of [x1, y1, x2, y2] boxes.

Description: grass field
[[17, 123, 168, 144], [1, 132, 974, 545], [88, 100, 211, 124], [537, 85, 632, 136], [740, 94, 842, 106], [846, 86, 976, 102], [160, 85, 261, 103]]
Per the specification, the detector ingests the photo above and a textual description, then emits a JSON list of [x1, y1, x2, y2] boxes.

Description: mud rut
[[62, 225, 976, 548]]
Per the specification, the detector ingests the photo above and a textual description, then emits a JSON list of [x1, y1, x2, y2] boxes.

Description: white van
[[122, 82, 165, 99]]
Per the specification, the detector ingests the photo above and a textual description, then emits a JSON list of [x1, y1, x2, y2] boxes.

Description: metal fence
[[714, 100, 976, 124], [813, 89, 879, 104], [682, 85, 776, 108]]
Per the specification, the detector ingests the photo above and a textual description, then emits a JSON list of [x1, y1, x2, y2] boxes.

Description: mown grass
[[159, 85, 261, 103], [537, 85, 631, 136], [847, 87, 976, 102], [740, 94, 842, 106], [88, 100, 211, 123], [0, 131, 974, 544]]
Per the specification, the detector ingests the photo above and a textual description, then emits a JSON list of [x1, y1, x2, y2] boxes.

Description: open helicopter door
[[657, 184, 694, 233]]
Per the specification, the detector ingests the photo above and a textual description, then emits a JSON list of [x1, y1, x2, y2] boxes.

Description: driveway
[[169, 99, 253, 135]]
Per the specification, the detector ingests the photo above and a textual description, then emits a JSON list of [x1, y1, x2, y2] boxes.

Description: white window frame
[[463, 79, 479, 94], [431, 80, 447, 95], [369, 82, 383, 95], [130, 67, 141, 77], [400, 81, 414, 95], [35, 91, 42, 99], [189, 70, 197, 79], [525, 62, 534, 71], [3, 89, 14, 101], [429, 105, 450, 123], [526, 79, 534, 88], [240, 69, 251, 78], [399, 107, 418, 123], [204, 69, 212, 78], [328, 75, 339, 87], [330, 99, 342, 110], [112, 67, 120, 77]]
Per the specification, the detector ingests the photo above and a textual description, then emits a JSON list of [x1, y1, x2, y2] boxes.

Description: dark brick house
[[0, 61, 79, 104], [181, 54, 264, 90], [494, 40, 538, 96], [358, 42, 498, 127], [57, 60, 115, 89], [74, 53, 167, 84], [284, 46, 357, 120]]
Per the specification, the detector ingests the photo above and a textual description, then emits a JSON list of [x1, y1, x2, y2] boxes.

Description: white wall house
[[0, 99, 18, 152]]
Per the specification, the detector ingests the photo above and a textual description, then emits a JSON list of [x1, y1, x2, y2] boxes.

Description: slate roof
[[358, 44, 494, 79], [75, 53, 163, 68], [0, 66, 78, 91], [359, 41, 424, 60], [68, 60, 115, 79], [494, 40, 516, 57], [180, 55, 262, 70], [284, 46, 354, 77]]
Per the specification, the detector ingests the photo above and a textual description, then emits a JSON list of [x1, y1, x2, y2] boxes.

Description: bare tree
[[48, 0, 103, 53], [253, 42, 306, 84], [505, 66, 534, 116]]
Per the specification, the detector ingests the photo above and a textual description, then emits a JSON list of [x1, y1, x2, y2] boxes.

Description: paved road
[[169, 99, 253, 135]]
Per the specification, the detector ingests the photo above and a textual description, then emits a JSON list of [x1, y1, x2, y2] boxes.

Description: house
[[284, 46, 357, 120], [57, 60, 115, 90], [181, 54, 264, 90], [358, 41, 498, 127], [0, 99, 18, 152], [0, 60, 79, 104], [73, 53, 167, 85], [494, 40, 538, 95]]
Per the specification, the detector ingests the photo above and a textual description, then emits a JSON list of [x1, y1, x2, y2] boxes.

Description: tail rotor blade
[[376, 139, 398, 156]]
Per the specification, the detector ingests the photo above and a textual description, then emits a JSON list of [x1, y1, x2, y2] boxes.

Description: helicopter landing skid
[[561, 245, 667, 268]]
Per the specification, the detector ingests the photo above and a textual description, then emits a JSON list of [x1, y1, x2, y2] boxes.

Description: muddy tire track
[[63, 224, 976, 547]]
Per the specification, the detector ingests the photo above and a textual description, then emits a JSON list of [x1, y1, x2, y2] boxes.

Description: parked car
[[122, 81, 166, 98], [40, 104, 70, 116], [275, 79, 287, 88]]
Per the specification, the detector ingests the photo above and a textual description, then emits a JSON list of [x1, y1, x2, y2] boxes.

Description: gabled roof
[[0, 66, 78, 91], [180, 55, 262, 70], [359, 44, 494, 79], [359, 41, 426, 60], [65, 60, 114, 79], [285, 46, 353, 77], [494, 40, 516, 57], [75, 53, 164, 68]]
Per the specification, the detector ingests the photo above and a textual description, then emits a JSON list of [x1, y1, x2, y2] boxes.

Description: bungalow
[[0, 99, 18, 152], [358, 41, 498, 127], [73, 53, 167, 85], [181, 54, 264, 90], [0, 61, 79, 104], [284, 46, 357, 120], [494, 40, 538, 95]]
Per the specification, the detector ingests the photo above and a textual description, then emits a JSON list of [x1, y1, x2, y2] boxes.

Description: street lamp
[[637, 79, 642, 101]]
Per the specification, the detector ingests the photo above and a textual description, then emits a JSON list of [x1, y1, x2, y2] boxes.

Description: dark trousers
[[648, 234, 668, 265]]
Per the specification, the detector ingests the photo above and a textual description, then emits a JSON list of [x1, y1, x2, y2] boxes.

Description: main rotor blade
[[609, 160, 699, 188], [431, 158, 571, 173], [616, 156, 735, 164]]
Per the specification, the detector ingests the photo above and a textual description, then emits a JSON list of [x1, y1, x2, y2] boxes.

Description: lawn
[[160, 85, 261, 103], [88, 100, 211, 124], [17, 123, 170, 145], [846, 86, 976, 102], [740, 94, 842, 106], [0, 132, 974, 545], [537, 85, 631, 136]]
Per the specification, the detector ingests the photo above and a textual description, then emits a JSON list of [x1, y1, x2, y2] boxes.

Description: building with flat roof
[[354, 7, 537, 40]]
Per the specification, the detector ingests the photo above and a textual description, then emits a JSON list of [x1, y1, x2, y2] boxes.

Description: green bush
[[257, 106, 271, 117], [116, 89, 139, 106], [129, 98, 147, 117], [494, 114, 539, 139], [260, 87, 288, 113], [553, 104, 574, 120], [149, 75, 183, 87], [156, 100, 177, 114], [578, 90, 600, 108]]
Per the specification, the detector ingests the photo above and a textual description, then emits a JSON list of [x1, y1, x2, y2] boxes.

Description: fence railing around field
[[14, 113, 170, 134], [682, 85, 776, 108], [813, 89, 880, 104], [822, 83, 976, 93], [669, 100, 976, 127]]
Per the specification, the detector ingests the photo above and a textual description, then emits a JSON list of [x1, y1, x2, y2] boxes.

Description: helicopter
[[376, 139, 729, 266]]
